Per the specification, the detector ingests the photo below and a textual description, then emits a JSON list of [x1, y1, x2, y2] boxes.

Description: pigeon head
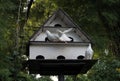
[[46, 30, 51, 35]]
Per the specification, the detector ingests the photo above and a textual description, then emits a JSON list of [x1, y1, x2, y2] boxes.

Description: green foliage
[[37, 76, 53, 81], [28, 0, 58, 26], [0, 0, 120, 81], [88, 57, 120, 81], [65, 75, 90, 81], [0, 69, 12, 81]]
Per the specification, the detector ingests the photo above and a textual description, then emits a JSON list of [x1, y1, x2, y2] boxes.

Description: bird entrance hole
[[54, 24, 62, 27], [45, 37, 49, 42], [36, 55, 45, 59], [77, 55, 85, 59], [57, 55, 65, 59], [69, 37, 74, 42]]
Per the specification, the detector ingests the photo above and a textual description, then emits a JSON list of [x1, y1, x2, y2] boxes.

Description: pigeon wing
[[59, 34, 71, 41], [63, 28, 73, 33], [57, 29, 63, 37]]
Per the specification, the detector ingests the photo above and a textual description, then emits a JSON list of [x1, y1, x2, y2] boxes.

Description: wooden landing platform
[[28, 59, 97, 75]]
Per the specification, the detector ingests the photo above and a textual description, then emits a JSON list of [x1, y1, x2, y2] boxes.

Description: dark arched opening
[[69, 37, 74, 42], [36, 55, 45, 59], [54, 24, 62, 27], [45, 37, 49, 42], [57, 55, 65, 59], [77, 55, 85, 59]]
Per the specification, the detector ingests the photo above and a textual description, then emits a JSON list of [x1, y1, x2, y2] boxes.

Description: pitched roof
[[42, 8, 77, 27], [30, 9, 92, 43]]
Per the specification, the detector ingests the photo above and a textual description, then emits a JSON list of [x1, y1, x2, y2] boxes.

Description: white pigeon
[[57, 28, 73, 42], [59, 33, 72, 41], [46, 30, 59, 41], [85, 44, 94, 59]]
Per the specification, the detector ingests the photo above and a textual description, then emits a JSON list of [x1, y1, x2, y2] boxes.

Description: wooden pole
[[58, 75, 64, 81]]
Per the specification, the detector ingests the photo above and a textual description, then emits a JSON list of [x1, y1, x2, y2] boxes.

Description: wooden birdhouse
[[28, 9, 97, 75]]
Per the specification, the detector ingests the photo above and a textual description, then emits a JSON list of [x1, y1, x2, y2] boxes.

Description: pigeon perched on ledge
[[46, 30, 59, 41], [59, 33, 72, 41], [57, 28, 73, 42], [45, 28, 73, 42], [85, 44, 94, 59]]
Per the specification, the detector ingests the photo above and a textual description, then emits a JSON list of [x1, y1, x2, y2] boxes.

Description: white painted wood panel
[[29, 45, 87, 59]]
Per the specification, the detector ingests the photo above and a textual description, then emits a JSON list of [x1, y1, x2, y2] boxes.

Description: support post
[[58, 75, 64, 81]]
